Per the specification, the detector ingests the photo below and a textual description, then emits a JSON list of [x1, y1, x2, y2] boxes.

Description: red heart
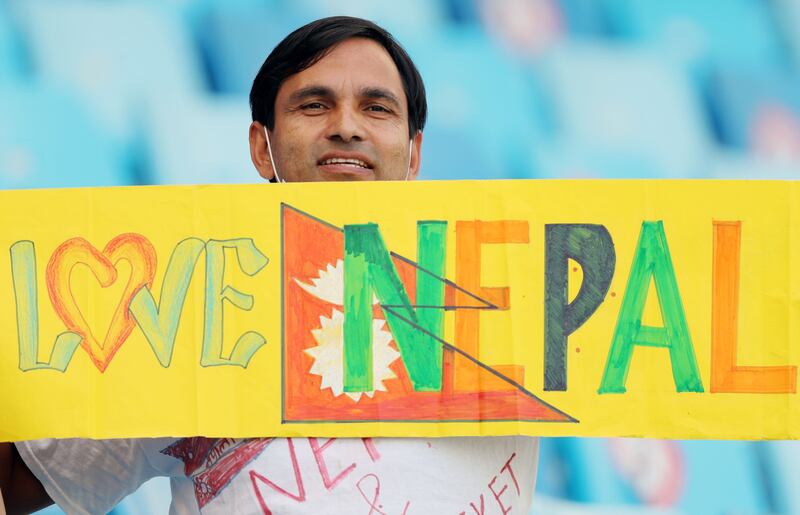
[[46, 233, 157, 372]]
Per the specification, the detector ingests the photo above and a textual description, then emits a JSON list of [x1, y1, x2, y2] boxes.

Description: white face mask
[[264, 126, 415, 182], [404, 138, 414, 181], [263, 126, 285, 183]]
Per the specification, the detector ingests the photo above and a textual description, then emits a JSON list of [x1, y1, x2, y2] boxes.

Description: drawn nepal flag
[[280, 204, 574, 424]]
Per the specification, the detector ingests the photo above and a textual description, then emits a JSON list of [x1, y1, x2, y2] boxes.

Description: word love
[[10, 234, 269, 372]]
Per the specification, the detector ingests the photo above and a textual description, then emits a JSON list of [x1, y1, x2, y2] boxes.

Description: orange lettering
[[450, 221, 528, 391], [711, 221, 796, 393]]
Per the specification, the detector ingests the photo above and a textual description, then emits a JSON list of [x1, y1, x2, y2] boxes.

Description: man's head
[[249, 16, 427, 182]]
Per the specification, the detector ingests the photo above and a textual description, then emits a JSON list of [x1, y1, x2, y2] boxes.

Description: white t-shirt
[[17, 436, 538, 514]]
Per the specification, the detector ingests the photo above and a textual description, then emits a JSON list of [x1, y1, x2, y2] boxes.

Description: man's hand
[[0, 443, 52, 514]]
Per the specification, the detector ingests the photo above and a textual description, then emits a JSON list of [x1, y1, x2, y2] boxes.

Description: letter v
[[129, 238, 205, 366]]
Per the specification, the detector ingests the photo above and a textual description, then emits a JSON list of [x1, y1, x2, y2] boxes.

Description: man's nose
[[326, 106, 364, 143]]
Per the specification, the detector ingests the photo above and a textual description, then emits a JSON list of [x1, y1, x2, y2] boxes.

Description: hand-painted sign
[[2, 180, 798, 440]]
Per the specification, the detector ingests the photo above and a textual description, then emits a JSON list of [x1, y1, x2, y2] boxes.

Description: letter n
[[343, 222, 446, 392]]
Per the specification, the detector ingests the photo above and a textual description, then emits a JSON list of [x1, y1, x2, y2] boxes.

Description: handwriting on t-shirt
[[246, 438, 522, 514]]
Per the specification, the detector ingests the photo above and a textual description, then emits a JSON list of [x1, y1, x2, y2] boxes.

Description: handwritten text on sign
[[1, 180, 798, 440]]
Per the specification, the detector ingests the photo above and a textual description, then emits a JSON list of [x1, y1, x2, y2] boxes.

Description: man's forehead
[[277, 38, 406, 105]]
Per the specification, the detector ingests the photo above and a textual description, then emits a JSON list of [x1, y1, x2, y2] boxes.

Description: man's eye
[[367, 105, 390, 113], [301, 102, 326, 110]]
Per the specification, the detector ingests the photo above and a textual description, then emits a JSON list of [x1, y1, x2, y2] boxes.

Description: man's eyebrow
[[287, 85, 335, 104], [360, 87, 402, 110]]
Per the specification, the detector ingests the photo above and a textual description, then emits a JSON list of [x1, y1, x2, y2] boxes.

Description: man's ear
[[407, 130, 423, 180], [249, 121, 275, 181]]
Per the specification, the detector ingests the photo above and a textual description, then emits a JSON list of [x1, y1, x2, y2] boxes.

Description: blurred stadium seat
[[113, 476, 172, 514], [143, 94, 256, 184], [441, 0, 482, 25], [420, 120, 502, 180], [557, 0, 609, 36], [765, 441, 800, 514], [602, 0, 785, 72], [0, 4, 25, 82], [534, 437, 570, 499], [532, 496, 681, 515], [198, 3, 313, 95], [199, 0, 445, 95], [293, 0, 446, 40], [710, 150, 800, 180], [11, 0, 207, 155], [146, 0, 281, 26], [0, 82, 128, 189], [446, 0, 608, 38], [775, 0, 800, 70], [532, 139, 667, 178], [408, 27, 548, 179], [460, 0, 567, 58], [538, 42, 711, 177], [547, 438, 770, 513], [710, 70, 800, 163]]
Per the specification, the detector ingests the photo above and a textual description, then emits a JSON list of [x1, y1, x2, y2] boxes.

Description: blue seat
[[14, 0, 206, 148], [559, 0, 611, 35], [199, 0, 445, 96], [444, 0, 614, 37], [472, 0, 567, 58], [150, 0, 279, 31], [407, 28, 548, 179], [538, 43, 711, 177], [532, 139, 675, 178], [774, 0, 800, 70], [143, 94, 257, 185], [112, 476, 172, 514], [420, 121, 507, 179], [30, 505, 64, 515], [0, 5, 25, 82], [440, 0, 481, 25], [198, 4, 314, 95], [765, 441, 800, 514], [532, 495, 683, 514], [292, 0, 445, 40], [602, 0, 785, 72], [553, 438, 770, 512], [710, 70, 800, 160], [710, 151, 800, 180], [0, 83, 128, 189], [534, 437, 570, 499]]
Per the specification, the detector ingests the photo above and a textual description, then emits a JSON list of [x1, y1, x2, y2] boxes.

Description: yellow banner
[[2, 180, 799, 441]]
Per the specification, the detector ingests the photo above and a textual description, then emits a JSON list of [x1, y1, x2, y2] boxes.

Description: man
[[2, 17, 538, 514]]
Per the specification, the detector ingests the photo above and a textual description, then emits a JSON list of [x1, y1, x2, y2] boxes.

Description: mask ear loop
[[263, 126, 284, 183], [404, 138, 414, 181]]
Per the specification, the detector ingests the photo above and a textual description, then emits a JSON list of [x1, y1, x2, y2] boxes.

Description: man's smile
[[317, 151, 375, 177]]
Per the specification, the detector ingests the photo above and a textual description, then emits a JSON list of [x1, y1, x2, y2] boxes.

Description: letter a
[[599, 221, 703, 393]]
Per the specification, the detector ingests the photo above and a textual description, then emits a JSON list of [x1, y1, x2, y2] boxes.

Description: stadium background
[[1, 0, 800, 513]]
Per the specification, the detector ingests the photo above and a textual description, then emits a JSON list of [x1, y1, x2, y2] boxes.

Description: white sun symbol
[[295, 259, 378, 305], [304, 308, 400, 402]]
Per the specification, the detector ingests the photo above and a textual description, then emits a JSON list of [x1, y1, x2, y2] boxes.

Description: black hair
[[250, 16, 427, 138]]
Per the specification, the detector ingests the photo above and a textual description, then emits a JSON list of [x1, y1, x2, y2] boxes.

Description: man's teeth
[[320, 158, 370, 168]]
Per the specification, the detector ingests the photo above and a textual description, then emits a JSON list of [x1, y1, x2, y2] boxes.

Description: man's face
[[250, 37, 422, 182]]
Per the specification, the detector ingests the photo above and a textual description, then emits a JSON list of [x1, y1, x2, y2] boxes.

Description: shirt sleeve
[[15, 437, 170, 515]]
